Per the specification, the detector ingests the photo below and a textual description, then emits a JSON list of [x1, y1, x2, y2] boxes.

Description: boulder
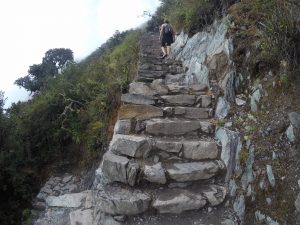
[[166, 161, 221, 182], [182, 141, 218, 160], [215, 97, 230, 119], [110, 134, 150, 158], [153, 188, 207, 214], [295, 193, 300, 213], [95, 186, 151, 215]]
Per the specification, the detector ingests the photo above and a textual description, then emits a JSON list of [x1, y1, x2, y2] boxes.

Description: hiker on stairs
[[159, 19, 175, 59]]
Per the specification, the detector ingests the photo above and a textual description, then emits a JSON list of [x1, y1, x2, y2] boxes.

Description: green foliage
[[230, 0, 300, 74], [0, 29, 142, 224], [14, 48, 74, 93], [147, 0, 228, 34]]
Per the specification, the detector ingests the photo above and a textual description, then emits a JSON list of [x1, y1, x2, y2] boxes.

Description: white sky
[[0, 0, 160, 108]]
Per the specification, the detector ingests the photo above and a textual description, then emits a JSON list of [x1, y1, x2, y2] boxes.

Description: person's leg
[[161, 46, 167, 56], [166, 45, 171, 55]]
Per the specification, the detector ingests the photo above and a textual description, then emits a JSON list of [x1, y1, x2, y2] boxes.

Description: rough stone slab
[[114, 120, 131, 135], [200, 95, 212, 108], [95, 186, 151, 215], [166, 161, 221, 182], [129, 82, 157, 96], [161, 95, 196, 106], [110, 134, 150, 158], [145, 118, 201, 136], [121, 93, 155, 105], [174, 107, 210, 119], [70, 209, 94, 225], [143, 162, 166, 184], [150, 79, 169, 95], [118, 104, 163, 120], [183, 141, 218, 160], [46, 191, 91, 208], [202, 185, 227, 206], [154, 139, 182, 153], [101, 152, 129, 184], [153, 189, 207, 214]]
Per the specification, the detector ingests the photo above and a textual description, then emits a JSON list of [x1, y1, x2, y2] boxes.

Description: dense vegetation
[[0, 29, 141, 224]]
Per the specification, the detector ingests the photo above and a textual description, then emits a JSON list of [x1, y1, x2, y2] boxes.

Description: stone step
[[107, 134, 219, 160], [100, 151, 222, 187], [94, 185, 151, 215], [94, 183, 227, 216], [121, 93, 156, 105], [165, 160, 224, 182], [153, 184, 227, 214], [144, 118, 215, 136], [128, 81, 208, 98], [160, 94, 212, 107], [118, 104, 212, 121]]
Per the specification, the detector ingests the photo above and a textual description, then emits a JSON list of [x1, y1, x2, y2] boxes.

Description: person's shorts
[[161, 33, 173, 47]]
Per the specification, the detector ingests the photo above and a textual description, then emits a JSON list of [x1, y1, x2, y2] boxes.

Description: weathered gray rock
[[266, 165, 276, 188], [216, 128, 242, 182], [233, 195, 245, 223], [121, 93, 155, 105], [250, 87, 263, 112], [255, 210, 279, 225], [153, 189, 207, 214], [286, 125, 295, 142], [143, 162, 166, 184], [101, 152, 129, 184], [202, 185, 227, 206], [118, 104, 163, 120], [182, 141, 218, 160], [201, 95, 212, 108], [165, 74, 185, 84], [166, 161, 221, 182], [150, 79, 169, 95], [129, 82, 157, 96], [110, 135, 150, 158], [95, 186, 151, 215], [154, 139, 182, 153], [241, 145, 255, 190], [70, 209, 94, 225], [114, 120, 131, 135], [215, 97, 230, 119], [288, 112, 300, 128], [127, 162, 140, 186], [145, 118, 201, 136], [46, 191, 91, 208], [174, 107, 210, 119], [161, 95, 196, 106], [295, 193, 300, 213]]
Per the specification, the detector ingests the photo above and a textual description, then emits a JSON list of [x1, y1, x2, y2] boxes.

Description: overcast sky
[[0, 0, 160, 108]]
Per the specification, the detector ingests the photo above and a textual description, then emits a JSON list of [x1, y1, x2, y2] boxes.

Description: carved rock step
[[117, 104, 212, 122], [94, 184, 227, 216], [95, 185, 151, 215], [145, 118, 215, 136], [128, 81, 208, 98], [107, 134, 219, 160], [165, 160, 224, 182]]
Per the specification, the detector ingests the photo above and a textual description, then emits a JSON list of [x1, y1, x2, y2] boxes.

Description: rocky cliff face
[[31, 17, 300, 225]]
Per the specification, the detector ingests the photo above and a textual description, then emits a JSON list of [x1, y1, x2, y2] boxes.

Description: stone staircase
[[94, 33, 228, 219]]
